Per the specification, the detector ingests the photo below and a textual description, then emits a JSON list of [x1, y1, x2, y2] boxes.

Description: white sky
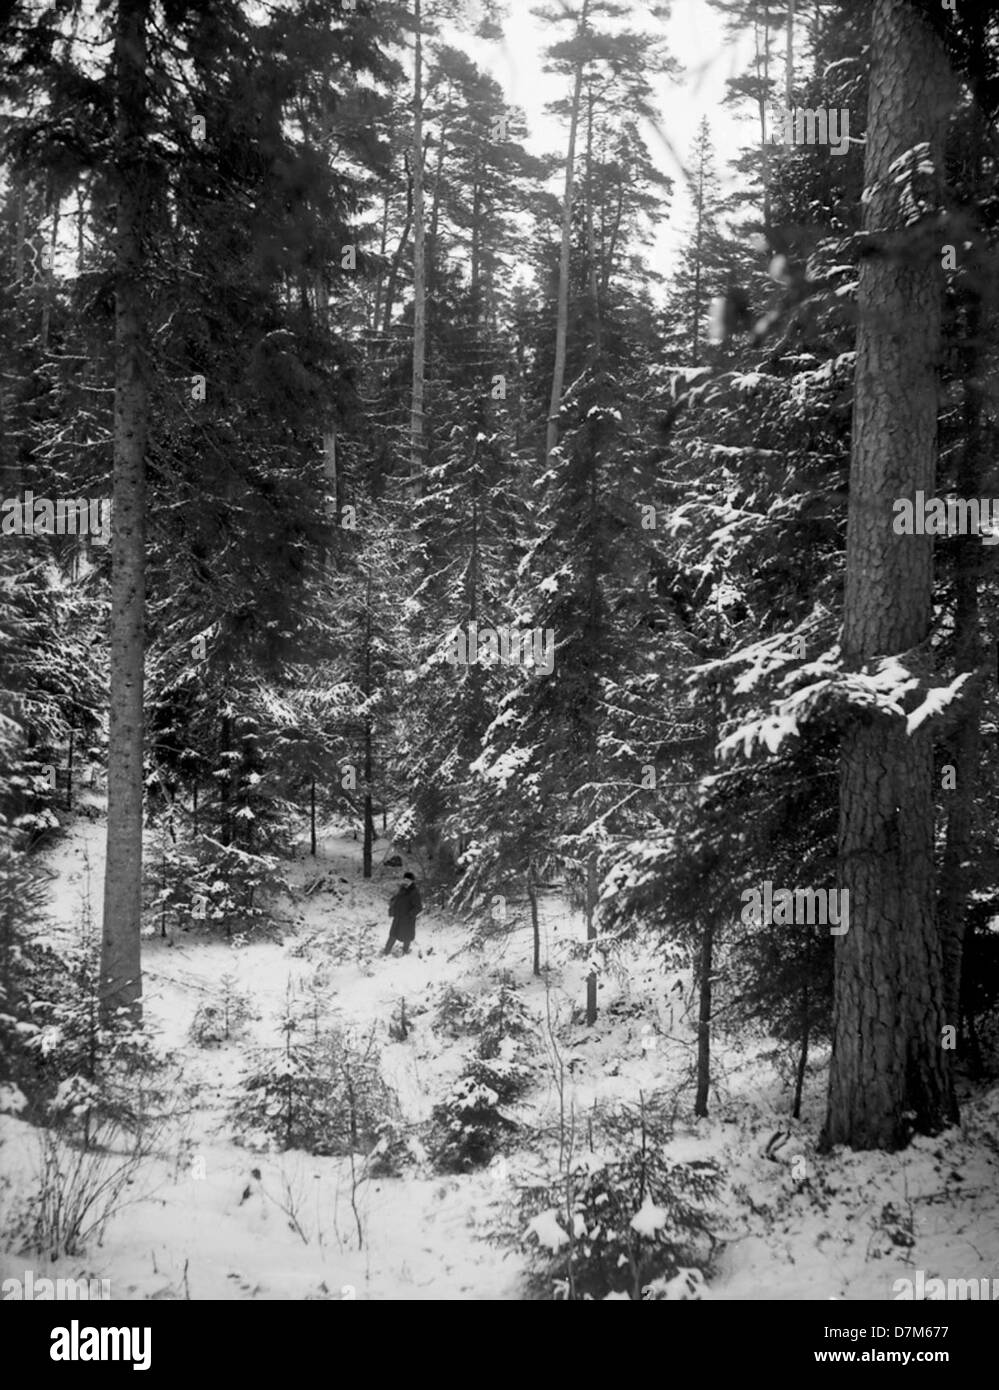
[[462, 0, 761, 286], [33, 0, 764, 297]]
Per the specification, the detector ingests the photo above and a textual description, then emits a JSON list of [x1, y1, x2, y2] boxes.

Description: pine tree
[[101, 0, 152, 1022], [664, 120, 729, 365], [824, 0, 959, 1150]]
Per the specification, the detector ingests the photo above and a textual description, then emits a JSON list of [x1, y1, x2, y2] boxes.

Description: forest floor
[[2, 808, 998, 1300]]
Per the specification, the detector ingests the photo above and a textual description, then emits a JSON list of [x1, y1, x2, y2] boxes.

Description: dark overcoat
[[389, 883, 422, 942]]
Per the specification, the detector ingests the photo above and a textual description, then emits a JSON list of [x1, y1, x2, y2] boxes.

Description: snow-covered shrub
[[181, 837, 285, 936], [367, 1115, 422, 1177], [146, 839, 200, 937], [516, 1110, 722, 1300], [233, 1000, 397, 1157], [37, 1013, 164, 1148], [2, 847, 163, 1138], [12, 1117, 160, 1260], [428, 1073, 518, 1172], [0, 817, 52, 1101], [433, 984, 474, 1037], [189, 974, 256, 1046], [428, 983, 534, 1171], [470, 982, 534, 1059], [466, 1050, 533, 1105], [434, 980, 534, 1052]]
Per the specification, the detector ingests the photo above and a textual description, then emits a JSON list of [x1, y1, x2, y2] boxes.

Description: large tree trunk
[[823, 0, 957, 1151], [100, 0, 150, 1022], [545, 0, 588, 462]]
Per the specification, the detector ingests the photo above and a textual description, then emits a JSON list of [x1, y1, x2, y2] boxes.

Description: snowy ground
[[2, 809, 998, 1300]]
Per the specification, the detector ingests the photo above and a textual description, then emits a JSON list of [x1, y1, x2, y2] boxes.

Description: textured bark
[[694, 914, 714, 1118], [939, 69, 988, 1040], [528, 866, 541, 978], [824, 0, 957, 1150], [100, 0, 150, 1022], [939, 294, 984, 1031]]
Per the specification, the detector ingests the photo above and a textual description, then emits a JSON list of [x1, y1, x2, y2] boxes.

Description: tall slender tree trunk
[[585, 851, 597, 1025], [363, 723, 374, 879], [758, 19, 772, 229], [793, 980, 809, 1120], [323, 427, 340, 531], [694, 913, 714, 1117], [100, 0, 150, 1022], [528, 865, 541, 978], [427, 105, 449, 303], [40, 186, 58, 352], [362, 573, 374, 879], [381, 165, 413, 340], [583, 426, 602, 1027], [14, 172, 26, 285], [410, 0, 426, 483], [310, 775, 317, 858], [601, 182, 623, 302], [823, 0, 957, 1150], [691, 160, 704, 366], [219, 713, 233, 847], [545, 0, 588, 462], [470, 171, 482, 311], [939, 26, 988, 1047], [939, 308, 984, 1034], [583, 84, 601, 366], [371, 186, 390, 333], [66, 725, 75, 812]]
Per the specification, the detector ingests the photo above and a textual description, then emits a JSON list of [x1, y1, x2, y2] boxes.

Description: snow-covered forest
[[2, 0, 999, 1316]]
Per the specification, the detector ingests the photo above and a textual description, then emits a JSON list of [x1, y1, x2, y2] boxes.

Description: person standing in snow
[[383, 871, 422, 955]]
